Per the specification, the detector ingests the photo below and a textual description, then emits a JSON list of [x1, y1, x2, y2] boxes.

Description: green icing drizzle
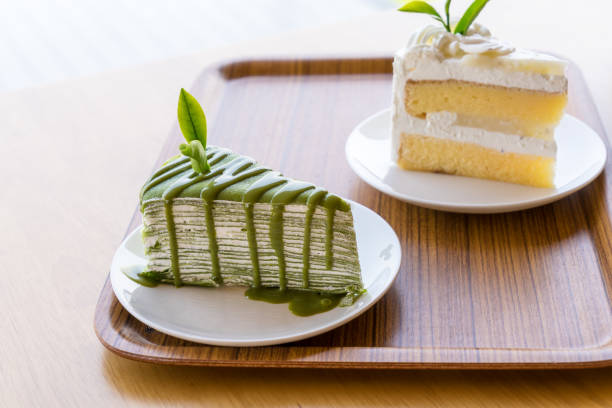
[[121, 265, 160, 287], [243, 203, 260, 287], [302, 188, 327, 288], [139, 161, 191, 206], [203, 201, 221, 284], [139, 146, 352, 294], [270, 181, 315, 204], [322, 194, 345, 270], [270, 181, 316, 290], [200, 156, 262, 201], [242, 171, 287, 203], [269, 204, 286, 290], [164, 201, 181, 287], [324, 208, 335, 270], [244, 287, 344, 317], [150, 156, 190, 180]]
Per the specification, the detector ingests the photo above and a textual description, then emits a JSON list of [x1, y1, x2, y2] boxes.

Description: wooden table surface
[[2, 3, 612, 406]]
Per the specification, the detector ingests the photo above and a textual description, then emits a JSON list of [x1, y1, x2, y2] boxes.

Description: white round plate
[[346, 109, 607, 214], [110, 201, 401, 346]]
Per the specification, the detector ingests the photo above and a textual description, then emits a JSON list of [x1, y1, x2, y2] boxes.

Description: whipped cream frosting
[[396, 24, 567, 93], [408, 23, 515, 58]]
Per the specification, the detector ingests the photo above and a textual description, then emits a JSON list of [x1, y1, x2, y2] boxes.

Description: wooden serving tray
[[95, 56, 612, 368]]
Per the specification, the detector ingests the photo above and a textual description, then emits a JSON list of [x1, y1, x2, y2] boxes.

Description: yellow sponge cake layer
[[404, 80, 567, 127], [397, 133, 555, 188]]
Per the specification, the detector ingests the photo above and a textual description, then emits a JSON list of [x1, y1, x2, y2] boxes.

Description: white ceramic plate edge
[[110, 200, 401, 346], [346, 109, 607, 214]]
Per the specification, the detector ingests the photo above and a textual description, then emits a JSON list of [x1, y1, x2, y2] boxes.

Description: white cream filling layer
[[391, 111, 557, 159]]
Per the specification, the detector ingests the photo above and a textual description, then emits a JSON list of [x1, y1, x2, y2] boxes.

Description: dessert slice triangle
[[136, 89, 362, 308], [139, 147, 362, 295]]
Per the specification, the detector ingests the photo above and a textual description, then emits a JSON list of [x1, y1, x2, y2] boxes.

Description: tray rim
[[94, 55, 612, 369]]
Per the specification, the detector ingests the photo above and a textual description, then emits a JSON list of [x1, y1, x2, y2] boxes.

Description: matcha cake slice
[[135, 89, 362, 306], [139, 147, 362, 295]]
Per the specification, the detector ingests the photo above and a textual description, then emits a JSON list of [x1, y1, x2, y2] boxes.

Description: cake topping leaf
[[177, 88, 210, 173], [179, 140, 209, 174], [398, 1, 450, 32], [453, 0, 490, 35], [444, 0, 451, 32], [398, 0, 491, 35]]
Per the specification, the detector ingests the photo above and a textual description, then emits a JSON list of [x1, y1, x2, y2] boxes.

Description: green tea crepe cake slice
[[136, 89, 363, 306], [140, 147, 362, 294]]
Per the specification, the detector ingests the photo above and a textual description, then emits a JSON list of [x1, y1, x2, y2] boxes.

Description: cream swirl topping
[[408, 23, 515, 58]]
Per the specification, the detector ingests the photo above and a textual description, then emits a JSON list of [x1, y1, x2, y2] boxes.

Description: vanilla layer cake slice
[[139, 146, 363, 297], [391, 24, 568, 187]]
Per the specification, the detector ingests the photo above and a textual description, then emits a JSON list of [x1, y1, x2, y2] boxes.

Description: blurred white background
[[2, 0, 610, 135], [0, 0, 393, 91]]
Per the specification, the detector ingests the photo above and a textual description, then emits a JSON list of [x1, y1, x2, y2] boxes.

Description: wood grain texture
[[94, 56, 612, 368]]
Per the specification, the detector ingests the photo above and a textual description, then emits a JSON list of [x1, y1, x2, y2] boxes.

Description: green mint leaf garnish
[[398, 0, 491, 35], [178, 88, 207, 144], [177, 88, 209, 173], [454, 0, 489, 35], [398, 1, 450, 32], [444, 0, 451, 31], [180, 140, 210, 174]]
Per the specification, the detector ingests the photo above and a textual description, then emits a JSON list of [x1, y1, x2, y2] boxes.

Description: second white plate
[[346, 109, 607, 213], [110, 200, 401, 346]]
